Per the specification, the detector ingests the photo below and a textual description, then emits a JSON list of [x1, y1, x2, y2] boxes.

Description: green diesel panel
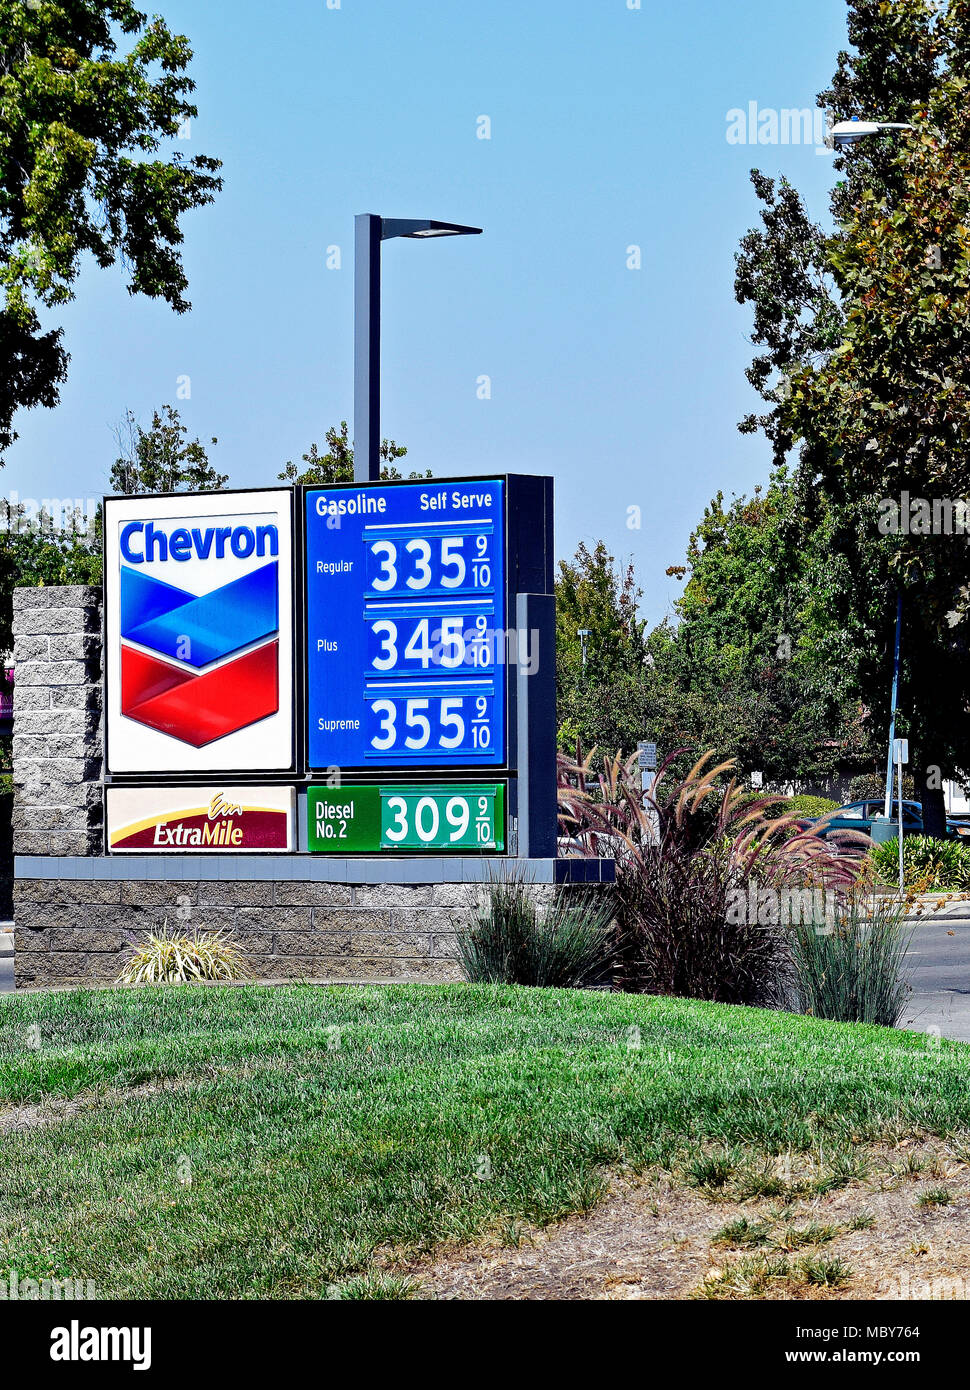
[[307, 783, 504, 853]]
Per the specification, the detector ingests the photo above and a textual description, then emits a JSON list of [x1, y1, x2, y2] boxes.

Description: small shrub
[[776, 1221, 839, 1251], [456, 879, 615, 988], [685, 1150, 739, 1190], [850, 772, 916, 802], [559, 745, 864, 1005], [712, 1217, 772, 1248], [848, 1209, 876, 1231], [799, 1255, 853, 1288], [791, 895, 912, 1026], [917, 1187, 953, 1209], [117, 928, 252, 985], [871, 835, 968, 891], [773, 795, 840, 820]]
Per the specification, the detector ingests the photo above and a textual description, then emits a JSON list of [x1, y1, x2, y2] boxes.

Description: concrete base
[[13, 857, 615, 990], [16, 855, 615, 884]]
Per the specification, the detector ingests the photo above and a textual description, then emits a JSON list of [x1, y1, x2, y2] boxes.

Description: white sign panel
[[107, 785, 295, 853], [637, 741, 657, 769], [104, 490, 294, 773]]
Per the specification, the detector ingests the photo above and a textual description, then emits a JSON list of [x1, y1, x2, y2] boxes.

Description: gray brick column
[[11, 585, 103, 856]]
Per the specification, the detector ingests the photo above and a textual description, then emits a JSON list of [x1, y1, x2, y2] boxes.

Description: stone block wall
[[11, 586, 103, 856], [12, 877, 485, 988]]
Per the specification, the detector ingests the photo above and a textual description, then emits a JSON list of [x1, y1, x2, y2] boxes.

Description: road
[[900, 907, 970, 1043]]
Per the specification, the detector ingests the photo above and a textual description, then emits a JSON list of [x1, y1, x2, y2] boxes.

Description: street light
[[826, 118, 913, 149], [577, 629, 590, 674], [354, 215, 483, 483], [825, 117, 914, 823]]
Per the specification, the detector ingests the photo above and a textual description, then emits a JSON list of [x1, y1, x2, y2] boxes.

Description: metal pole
[[883, 592, 903, 820], [897, 743, 904, 895], [354, 214, 382, 483], [515, 593, 558, 858]]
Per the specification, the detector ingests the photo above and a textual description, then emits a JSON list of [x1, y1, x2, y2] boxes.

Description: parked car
[[802, 799, 970, 840]]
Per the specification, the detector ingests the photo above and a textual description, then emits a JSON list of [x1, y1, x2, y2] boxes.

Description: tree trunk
[[920, 744, 947, 839]]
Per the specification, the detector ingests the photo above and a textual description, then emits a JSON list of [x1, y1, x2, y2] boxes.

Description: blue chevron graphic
[[120, 561, 279, 669]]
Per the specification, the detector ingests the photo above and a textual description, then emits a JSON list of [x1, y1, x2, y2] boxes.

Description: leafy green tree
[[0, 502, 101, 653], [556, 541, 652, 753], [0, 1, 222, 458], [110, 405, 226, 494], [277, 421, 427, 485], [652, 476, 879, 786], [735, 0, 970, 833]]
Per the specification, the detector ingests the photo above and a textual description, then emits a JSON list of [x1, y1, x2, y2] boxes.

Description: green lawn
[[0, 983, 968, 1299]]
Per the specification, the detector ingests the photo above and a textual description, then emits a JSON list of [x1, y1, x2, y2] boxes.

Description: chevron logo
[[119, 561, 280, 747]]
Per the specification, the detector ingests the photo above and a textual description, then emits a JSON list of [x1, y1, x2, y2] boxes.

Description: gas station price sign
[[308, 783, 505, 853], [305, 480, 506, 770]]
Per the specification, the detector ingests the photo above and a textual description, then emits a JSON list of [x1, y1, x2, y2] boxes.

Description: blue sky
[[6, 0, 852, 624]]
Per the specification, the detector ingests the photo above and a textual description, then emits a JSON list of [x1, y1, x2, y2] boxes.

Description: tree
[[555, 541, 652, 753], [652, 475, 880, 786], [0, 1, 222, 458], [110, 405, 226, 494], [277, 421, 427, 485], [0, 501, 101, 655], [735, 0, 970, 834]]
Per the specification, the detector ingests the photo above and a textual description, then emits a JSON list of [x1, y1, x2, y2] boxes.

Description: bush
[[870, 834, 970, 891], [849, 772, 916, 802], [559, 747, 864, 1006], [758, 794, 839, 824], [791, 895, 911, 1026], [117, 929, 252, 985], [614, 833, 795, 1005], [786, 795, 839, 819], [456, 879, 615, 988]]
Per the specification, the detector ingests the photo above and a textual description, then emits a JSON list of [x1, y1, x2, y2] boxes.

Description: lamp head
[[827, 118, 913, 149], [381, 218, 483, 241]]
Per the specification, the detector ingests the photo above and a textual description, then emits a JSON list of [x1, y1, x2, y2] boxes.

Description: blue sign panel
[[306, 480, 506, 769]]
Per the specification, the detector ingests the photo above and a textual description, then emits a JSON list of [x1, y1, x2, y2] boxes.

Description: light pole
[[577, 628, 590, 675], [825, 117, 913, 826], [354, 216, 482, 484]]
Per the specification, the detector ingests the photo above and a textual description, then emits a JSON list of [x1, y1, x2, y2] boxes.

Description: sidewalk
[[900, 901, 970, 1043], [0, 923, 12, 994]]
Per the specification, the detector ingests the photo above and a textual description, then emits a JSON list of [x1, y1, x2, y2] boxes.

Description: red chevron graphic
[[121, 641, 279, 747]]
